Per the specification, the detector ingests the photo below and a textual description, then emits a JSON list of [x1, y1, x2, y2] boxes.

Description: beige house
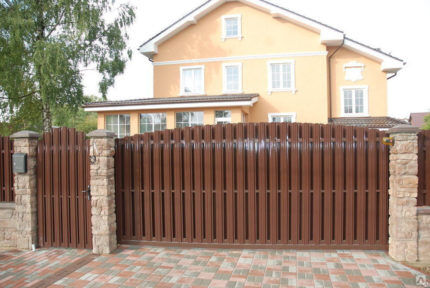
[[84, 0, 405, 137]]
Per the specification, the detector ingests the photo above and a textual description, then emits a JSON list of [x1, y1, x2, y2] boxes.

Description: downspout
[[387, 72, 397, 80], [328, 36, 345, 122]]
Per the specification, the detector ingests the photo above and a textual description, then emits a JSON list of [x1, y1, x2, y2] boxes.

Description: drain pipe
[[387, 72, 397, 80], [328, 36, 345, 122]]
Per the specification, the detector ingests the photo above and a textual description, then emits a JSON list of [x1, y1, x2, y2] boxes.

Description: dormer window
[[222, 15, 242, 40]]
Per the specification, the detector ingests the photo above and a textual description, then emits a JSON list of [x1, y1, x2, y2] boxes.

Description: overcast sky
[[83, 0, 430, 119]]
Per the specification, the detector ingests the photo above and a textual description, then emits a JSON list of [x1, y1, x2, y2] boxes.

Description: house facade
[[84, 0, 405, 137]]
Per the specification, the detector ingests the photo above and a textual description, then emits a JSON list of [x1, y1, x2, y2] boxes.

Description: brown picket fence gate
[[418, 130, 430, 206], [0, 137, 14, 202], [37, 128, 92, 249], [115, 123, 389, 249]]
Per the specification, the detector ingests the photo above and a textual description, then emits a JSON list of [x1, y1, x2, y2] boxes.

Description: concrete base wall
[[0, 203, 17, 249]]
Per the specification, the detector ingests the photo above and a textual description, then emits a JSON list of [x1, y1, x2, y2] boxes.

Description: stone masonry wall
[[13, 136, 38, 250], [388, 128, 419, 262], [0, 203, 17, 248], [418, 207, 430, 262], [89, 130, 117, 254]]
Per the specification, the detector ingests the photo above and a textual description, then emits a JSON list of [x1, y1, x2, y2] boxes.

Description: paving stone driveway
[[0, 245, 428, 287]]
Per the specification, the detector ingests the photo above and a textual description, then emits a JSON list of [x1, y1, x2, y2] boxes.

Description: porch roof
[[330, 117, 408, 130], [83, 94, 259, 112]]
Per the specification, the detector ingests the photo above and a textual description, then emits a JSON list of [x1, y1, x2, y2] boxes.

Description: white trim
[[343, 39, 403, 72], [138, 0, 345, 58], [267, 60, 296, 93], [84, 98, 259, 112], [179, 65, 205, 96], [153, 51, 327, 66], [222, 14, 242, 40], [343, 61, 364, 69], [340, 85, 369, 117], [222, 63, 243, 93], [268, 112, 297, 123]]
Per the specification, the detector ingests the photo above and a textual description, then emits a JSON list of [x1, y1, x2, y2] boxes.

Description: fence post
[[10, 130, 39, 250], [88, 129, 117, 254], [388, 125, 420, 262]]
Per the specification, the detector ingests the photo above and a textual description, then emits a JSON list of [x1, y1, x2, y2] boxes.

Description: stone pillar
[[88, 130, 117, 254], [10, 130, 39, 250], [417, 207, 430, 262], [388, 125, 420, 262]]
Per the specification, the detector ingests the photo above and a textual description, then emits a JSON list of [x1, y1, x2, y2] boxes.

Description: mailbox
[[13, 153, 27, 174]]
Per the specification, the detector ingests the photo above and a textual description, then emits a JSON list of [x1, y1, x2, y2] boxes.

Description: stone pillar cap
[[10, 130, 40, 139], [388, 124, 420, 134], [88, 129, 116, 138]]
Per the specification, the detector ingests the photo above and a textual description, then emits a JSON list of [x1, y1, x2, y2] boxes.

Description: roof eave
[[343, 38, 405, 72], [83, 97, 259, 112]]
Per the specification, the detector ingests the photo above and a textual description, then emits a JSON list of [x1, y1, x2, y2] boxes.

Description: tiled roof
[[330, 117, 408, 129], [83, 94, 259, 108], [409, 112, 430, 128]]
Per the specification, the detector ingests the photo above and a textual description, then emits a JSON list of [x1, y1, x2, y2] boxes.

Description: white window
[[341, 86, 369, 116], [268, 60, 295, 93], [180, 66, 204, 95], [140, 113, 166, 133], [223, 63, 242, 93], [215, 110, 231, 124], [268, 113, 296, 123], [222, 15, 242, 40], [105, 114, 130, 138], [176, 112, 204, 128]]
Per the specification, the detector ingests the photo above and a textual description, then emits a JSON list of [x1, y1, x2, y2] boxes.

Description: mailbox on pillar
[[13, 153, 27, 174]]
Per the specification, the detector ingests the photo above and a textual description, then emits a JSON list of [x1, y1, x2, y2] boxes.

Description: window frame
[[179, 65, 205, 96], [214, 110, 232, 124], [268, 112, 297, 123], [105, 114, 130, 138], [340, 85, 369, 117], [267, 60, 296, 93], [222, 14, 242, 40], [222, 63, 242, 93], [139, 113, 167, 133], [175, 111, 204, 128]]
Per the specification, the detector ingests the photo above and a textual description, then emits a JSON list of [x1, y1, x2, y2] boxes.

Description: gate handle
[[82, 185, 91, 201]]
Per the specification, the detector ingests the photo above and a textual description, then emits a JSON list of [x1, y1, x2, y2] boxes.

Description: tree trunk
[[42, 100, 52, 132], [36, 0, 52, 132]]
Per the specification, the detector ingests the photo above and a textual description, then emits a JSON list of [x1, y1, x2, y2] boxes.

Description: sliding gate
[[115, 123, 389, 249]]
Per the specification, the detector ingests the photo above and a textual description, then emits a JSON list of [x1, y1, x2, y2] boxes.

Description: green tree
[[423, 114, 430, 130], [0, 0, 135, 131], [52, 95, 99, 133]]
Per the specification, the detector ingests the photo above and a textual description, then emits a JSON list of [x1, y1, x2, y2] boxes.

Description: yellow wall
[[330, 47, 388, 118], [154, 2, 326, 62], [153, 1, 330, 124]]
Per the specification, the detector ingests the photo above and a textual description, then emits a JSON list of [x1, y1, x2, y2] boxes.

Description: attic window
[[222, 15, 242, 40]]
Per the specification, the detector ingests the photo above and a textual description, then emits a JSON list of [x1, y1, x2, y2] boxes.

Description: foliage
[[0, 0, 135, 131], [423, 114, 430, 130], [0, 95, 100, 136], [52, 96, 99, 134]]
